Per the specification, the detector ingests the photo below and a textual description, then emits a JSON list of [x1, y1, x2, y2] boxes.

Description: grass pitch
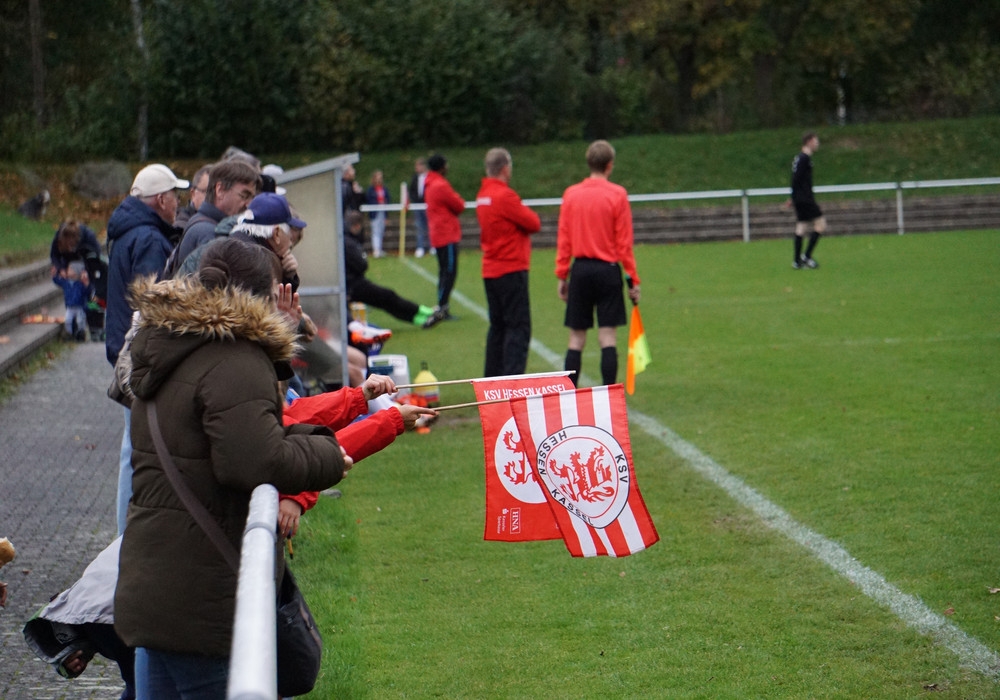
[[294, 229, 998, 698]]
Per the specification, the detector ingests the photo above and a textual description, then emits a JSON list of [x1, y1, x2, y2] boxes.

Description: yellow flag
[[626, 305, 651, 395]]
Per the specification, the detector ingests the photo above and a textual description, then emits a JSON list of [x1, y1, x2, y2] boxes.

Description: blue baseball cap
[[242, 192, 306, 229]]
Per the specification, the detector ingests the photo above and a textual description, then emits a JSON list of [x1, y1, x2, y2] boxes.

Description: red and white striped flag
[[473, 375, 574, 542], [510, 384, 659, 557]]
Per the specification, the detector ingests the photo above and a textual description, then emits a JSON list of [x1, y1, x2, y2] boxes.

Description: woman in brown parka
[[114, 238, 349, 698]]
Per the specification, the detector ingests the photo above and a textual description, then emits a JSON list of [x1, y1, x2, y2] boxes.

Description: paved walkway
[[0, 340, 126, 699]]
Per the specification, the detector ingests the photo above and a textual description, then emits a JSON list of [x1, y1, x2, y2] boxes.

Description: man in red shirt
[[556, 140, 641, 386], [423, 154, 466, 324], [477, 148, 541, 376]]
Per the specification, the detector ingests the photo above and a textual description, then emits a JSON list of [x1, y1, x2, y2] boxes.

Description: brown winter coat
[[114, 276, 346, 657]]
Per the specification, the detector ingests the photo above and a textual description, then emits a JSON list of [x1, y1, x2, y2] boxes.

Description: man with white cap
[[105, 163, 188, 535]]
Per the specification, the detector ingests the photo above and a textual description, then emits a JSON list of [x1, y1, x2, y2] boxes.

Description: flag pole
[[394, 370, 574, 391], [432, 397, 509, 412]]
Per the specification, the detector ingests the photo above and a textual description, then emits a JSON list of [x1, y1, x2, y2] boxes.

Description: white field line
[[402, 257, 1000, 681]]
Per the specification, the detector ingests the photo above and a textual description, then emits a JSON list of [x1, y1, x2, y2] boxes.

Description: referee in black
[[789, 132, 825, 269]]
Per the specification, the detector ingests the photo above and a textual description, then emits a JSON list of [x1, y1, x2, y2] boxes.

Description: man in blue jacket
[[105, 163, 188, 535]]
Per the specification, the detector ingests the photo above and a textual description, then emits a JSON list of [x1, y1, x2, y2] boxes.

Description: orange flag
[[626, 305, 651, 395]]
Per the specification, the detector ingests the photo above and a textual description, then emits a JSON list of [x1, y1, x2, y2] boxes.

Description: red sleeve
[[500, 188, 540, 233], [335, 407, 405, 462], [282, 386, 368, 431], [279, 387, 369, 511], [281, 491, 319, 513], [614, 192, 640, 284], [446, 183, 466, 215], [555, 185, 575, 280]]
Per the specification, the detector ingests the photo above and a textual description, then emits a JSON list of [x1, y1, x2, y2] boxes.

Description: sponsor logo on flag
[[474, 376, 574, 542]]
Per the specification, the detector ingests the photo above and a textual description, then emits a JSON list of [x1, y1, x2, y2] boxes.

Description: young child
[[52, 262, 91, 341]]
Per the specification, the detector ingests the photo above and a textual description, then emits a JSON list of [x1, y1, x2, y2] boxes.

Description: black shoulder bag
[[146, 400, 323, 697]]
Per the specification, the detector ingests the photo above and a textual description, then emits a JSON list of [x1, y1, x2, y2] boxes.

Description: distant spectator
[[408, 157, 430, 257], [365, 170, 391, 258], [174, 165, 212, 229], [340, 165, 365, 233]]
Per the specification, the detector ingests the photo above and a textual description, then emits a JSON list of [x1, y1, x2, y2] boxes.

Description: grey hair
[[231, 221, 290, 240]]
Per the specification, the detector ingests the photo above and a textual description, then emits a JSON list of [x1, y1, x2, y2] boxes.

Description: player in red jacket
[[423, 154, 466, 325], [476, 147, 541, 376]]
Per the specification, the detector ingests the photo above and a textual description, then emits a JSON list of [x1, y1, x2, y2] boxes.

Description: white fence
[[361, 176, 1000, 243], [227, 484, 279, 700]]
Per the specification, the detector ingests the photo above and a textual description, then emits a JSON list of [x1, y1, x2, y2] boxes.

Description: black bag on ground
[[276, 568, 323, 697]]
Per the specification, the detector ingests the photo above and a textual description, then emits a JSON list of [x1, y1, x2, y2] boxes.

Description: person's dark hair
[[56, 220, 82, 253], [345, 210, 364, 228], [585, 140, 615, 173], [802, 131, 818, 145], [191, 165, 212, 190], [207, 160, 262, 204], [427, 154, 447, 172], [197, 238, 278, 299]]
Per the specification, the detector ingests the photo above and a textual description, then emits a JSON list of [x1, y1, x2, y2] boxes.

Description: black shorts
[[564, 258, 626, 330], [794, 200, 823, 222]]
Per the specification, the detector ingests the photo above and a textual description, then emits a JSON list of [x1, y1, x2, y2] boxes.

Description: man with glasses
[[170, 160, 261, 273], [174, 164, 212, 229], [105, 163, 189, 534]]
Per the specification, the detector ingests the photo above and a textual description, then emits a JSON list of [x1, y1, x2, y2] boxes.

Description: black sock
[[794, 235, 803, 262], [565, 350, 582, 386], [805, 231, 820, 258], [600, 347, 618, 386]]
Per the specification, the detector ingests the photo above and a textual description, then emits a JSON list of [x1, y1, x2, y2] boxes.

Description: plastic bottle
[[411, 362, 440, 407]]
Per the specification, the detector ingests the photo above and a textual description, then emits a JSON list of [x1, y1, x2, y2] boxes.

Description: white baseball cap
[[130, 164, 190, 197]]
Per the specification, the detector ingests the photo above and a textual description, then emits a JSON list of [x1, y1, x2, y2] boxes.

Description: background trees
[[0, 0, 996, 161]]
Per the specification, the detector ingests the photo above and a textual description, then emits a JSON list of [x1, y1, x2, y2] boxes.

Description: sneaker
[[792, 260, 804, 269], [422, 308, 445, 329], [803, 257, 819, 269], [415, 248, 425, 258], [349, 321, 392, 346]]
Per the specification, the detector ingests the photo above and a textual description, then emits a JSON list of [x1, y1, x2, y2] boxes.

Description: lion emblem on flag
[[493, 417, 547, 504], [537, 425, 630, 528]]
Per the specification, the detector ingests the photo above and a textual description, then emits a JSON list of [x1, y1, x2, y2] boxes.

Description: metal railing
[[361, 176, 1000, 243], [227, 484, 280, 700]]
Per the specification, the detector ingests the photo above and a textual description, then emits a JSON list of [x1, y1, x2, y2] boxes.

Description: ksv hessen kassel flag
[[473, 375, 575, 542], [510, 384, 659, 557]]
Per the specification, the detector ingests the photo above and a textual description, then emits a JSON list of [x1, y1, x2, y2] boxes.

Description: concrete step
[[0, 260, 67, 379], [0, 317, 64, 378]]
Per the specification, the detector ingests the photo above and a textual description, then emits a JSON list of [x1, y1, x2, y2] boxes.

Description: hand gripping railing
[[227, 484, 279, 700]]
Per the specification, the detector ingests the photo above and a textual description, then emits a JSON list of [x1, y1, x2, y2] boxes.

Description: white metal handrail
[[227, 484, 279, 700], [361, 176, 999, 242]]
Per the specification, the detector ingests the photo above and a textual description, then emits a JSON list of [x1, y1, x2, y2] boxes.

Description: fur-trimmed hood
[[127, 276, 298, 400]]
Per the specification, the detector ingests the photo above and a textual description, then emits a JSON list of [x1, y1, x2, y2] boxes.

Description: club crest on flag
[[535, 425, 630, 528], [493, 416, 546, 504], [510, 384, 659, 557]]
